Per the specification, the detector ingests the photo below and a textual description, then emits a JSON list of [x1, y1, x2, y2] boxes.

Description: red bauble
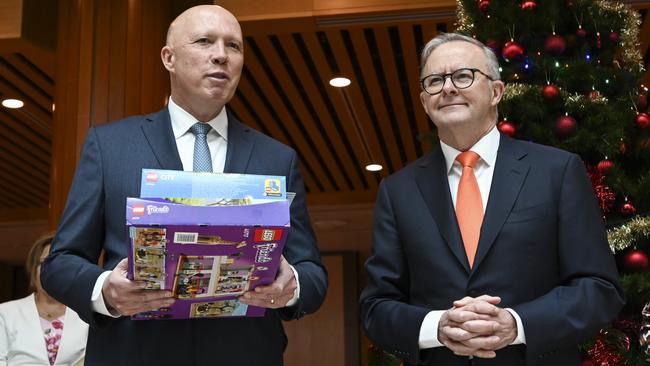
[[636, 113, 650, 128], [521, 0, 537, 10], [498, 120, 516, 137], [555, 115, 577, 139], [581, 358, 595, 366], [588, 90, 601, 100], [638, 94, 647, 111], [609, 31, 619, 43], [576, 27, 587, 38], [623, 250, 649, 272], [502, 41, 524, 61], [479, 0, 490, 12], [597, 159, 614, 174], [621, 202, 637, 216], [619, 140, 627, 154], [542, 84, 560, 101], [486, 39, 500, 52], [545, 35, 566, 56]]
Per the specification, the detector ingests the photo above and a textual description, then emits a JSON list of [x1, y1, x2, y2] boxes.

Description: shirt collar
[[168, 96, 229, 141], [439, 125, 500, 173]]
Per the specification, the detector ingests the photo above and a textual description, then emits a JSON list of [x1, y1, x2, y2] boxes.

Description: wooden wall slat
[[139, 0, 170, 114], [124, 0, 143, 116], [107, 0, 128, 121]]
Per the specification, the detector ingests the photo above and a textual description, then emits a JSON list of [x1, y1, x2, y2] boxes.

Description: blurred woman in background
[[0, 233, 88, 365]]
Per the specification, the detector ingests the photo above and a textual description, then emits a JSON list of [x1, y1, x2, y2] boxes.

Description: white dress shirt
[[418, 125, 526, 349], [168, 96, 228, 174], [91, 98, 299, 316]]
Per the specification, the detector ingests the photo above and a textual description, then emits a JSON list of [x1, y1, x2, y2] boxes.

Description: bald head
[[166, 5, 241, 47], [160, 5, 244, 122]]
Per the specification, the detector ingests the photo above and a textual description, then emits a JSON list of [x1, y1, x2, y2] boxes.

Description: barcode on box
[[174, 232, 198, 244]]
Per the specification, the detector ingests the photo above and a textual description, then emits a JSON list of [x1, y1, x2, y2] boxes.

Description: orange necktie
[[455, 151, 483, 268]]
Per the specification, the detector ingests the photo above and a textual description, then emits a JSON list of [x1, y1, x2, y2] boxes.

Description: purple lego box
[[126, 197, 290, 319]]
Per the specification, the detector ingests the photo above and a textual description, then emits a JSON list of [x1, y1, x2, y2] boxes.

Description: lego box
[[126, 170, 290, 320]]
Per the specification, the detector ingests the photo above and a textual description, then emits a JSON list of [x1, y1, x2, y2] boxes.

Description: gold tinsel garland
[[502, 83, 608, 108], [455, 0, 644, 72], [607, 215, 650, 252]]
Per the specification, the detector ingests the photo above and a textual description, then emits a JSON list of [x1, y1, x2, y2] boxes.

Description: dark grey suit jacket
[[360, 134, 624, 366], [42, 107, 328, 366]]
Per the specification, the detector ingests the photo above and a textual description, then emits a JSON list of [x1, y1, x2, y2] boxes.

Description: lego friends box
[[126, 169, 290, 320]]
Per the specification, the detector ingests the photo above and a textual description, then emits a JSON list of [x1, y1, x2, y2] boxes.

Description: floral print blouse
[[39, 316, 64, 365]]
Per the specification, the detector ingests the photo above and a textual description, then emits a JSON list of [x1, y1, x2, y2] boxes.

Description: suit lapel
[[415, 149, 470, 273], [140, 108, 183, 170], [224, 110, 254, 173], [472, 135, 530, 270]]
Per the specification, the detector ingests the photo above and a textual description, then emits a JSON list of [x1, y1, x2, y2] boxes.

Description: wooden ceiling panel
[[246, 37, 335, 191], [324, 29, 390, 181], [346, 27, 403, 174], [253, 34, 352, 192], [374, 25, 420, 163], [1, 2, 649, 218], [275, 32, 366, 191], [398, 23, 434, 145], [242, 37, 336, 193], [300, 31, 377, 189]]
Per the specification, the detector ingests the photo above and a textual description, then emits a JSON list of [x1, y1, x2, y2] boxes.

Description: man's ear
[[491, 80, 505, 106], [161, 46, 174, 72]]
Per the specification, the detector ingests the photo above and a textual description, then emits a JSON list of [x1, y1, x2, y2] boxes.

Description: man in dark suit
[[359, 33, 624, 366], [41, 5, 327, 365]]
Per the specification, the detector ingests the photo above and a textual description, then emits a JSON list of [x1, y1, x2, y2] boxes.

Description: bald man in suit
[[41, 6, 327, 365]]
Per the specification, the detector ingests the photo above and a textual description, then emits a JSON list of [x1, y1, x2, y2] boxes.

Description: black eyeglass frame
[[420, 68, 495, 95]]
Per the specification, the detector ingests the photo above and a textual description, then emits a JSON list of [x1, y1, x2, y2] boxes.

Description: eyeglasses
[[420, 68, 495, 95]]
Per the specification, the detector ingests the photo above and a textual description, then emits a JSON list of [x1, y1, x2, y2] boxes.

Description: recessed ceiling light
[[365, 163, 383, 172], [2, 99, 24, 109], [329, 77, 351, 88]]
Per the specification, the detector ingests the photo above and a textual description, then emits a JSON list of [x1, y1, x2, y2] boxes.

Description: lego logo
[[146, 173, 158, 182], [133, 205, 145, 215]]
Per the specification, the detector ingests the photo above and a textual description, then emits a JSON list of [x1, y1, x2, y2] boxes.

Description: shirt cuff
[[91, 271, 121, 318], [418, 310, 446, 349], [505, 308, 526, 344], [284, 264, 300, 307]]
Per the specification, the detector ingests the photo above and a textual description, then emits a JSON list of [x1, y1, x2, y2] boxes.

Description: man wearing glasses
[[360, 33, 623, 365]]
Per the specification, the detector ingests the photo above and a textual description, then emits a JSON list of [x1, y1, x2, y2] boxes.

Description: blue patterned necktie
[[190, 122, 213, 172]]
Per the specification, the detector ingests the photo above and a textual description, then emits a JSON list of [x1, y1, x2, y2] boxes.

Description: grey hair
[[419, 33, 501, 80]]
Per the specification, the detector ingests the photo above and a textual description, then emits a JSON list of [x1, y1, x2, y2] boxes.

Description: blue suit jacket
[[360, 134, 624, 366], [41, 108, 327, 366]]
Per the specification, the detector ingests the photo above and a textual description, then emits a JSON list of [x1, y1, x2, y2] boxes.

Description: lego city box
[[126, 170, 290, 320]]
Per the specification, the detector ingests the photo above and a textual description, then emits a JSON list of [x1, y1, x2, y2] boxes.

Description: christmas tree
[[369, 0, 650, 364], [456, 0, 649, 364]]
